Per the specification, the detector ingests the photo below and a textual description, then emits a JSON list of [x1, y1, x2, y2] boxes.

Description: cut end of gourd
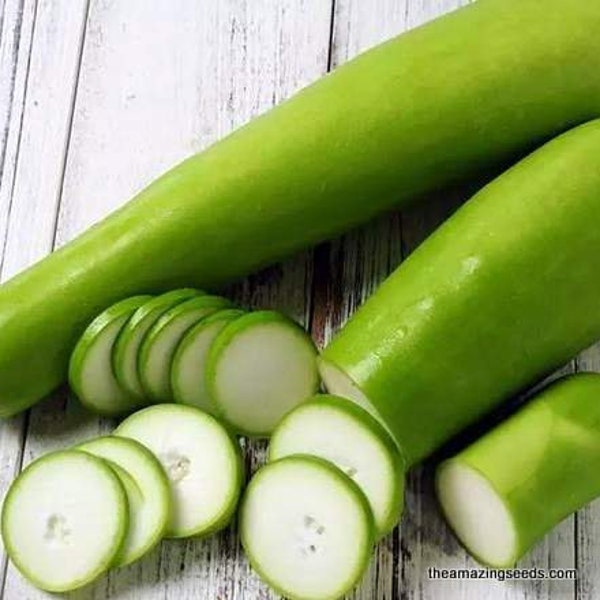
[[318, 358, 395, 441], [436, 460, 517, 568]]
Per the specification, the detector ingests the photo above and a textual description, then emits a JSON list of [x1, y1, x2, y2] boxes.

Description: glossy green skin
[[268, 394, 405, 537], [437, 374, 600, 567], [0, 0, 599, 417], [322, 120, 600, 466]]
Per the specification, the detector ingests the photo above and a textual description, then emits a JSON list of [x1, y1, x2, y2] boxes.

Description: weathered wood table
[[0, 0, 597, 598]]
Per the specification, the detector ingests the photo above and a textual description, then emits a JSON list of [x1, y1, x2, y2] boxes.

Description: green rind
[[68, 296, 152, 416], [138, 295, 232, 401], [269, 394, 405, 537], [206, 311, 320, 437], [240, 454, 375, 600], [113, 289, 203, 396], [114, 403, 244, 539], [171, 308, 246, 408], [321, 120, 600, 466], [1, 450, 128, 593], [76, 435, 171, 567]]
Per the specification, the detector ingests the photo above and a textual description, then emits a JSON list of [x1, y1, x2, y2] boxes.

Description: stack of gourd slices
[[1, 403, 245, 592], [68, 288, 320, 432], [2, 289, 320, 593], [2, 289, 407, 600]]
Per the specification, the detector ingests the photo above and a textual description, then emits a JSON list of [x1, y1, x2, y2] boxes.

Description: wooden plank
[[2, 0, 332, 598], [0, 0, 36, 271], [0, 0, 87, 592]]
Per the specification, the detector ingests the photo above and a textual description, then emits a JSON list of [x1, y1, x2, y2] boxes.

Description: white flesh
[[269, 403, 400, 535], [140, 306, 223, 401], [172, 312, 242, 412], [1, 451, 126, 592], [77, 436, 171, 567], [212, 322, 318, 436], [241, 457, 372, 600], [115, 404, 241, 538], [436, 461, 517, 566]]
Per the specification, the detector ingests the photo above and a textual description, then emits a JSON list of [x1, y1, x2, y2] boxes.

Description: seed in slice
[[269, 394, 405, 537], [139, 295, 232, 402], [113, 289, 204, 397], [172, 308, 245, 412], [77, 436, 171, 567], [206, 311, 319, 437], [114, 404, 243, 538], [241, 455, 374, 600], [1, 450, 128, 592], [69, 296, 153, 416]]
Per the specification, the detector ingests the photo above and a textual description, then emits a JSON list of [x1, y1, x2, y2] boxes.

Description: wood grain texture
[[0, 0, 597, 598]]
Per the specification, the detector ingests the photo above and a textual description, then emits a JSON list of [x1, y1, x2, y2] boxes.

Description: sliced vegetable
[[77, 436, 171, 567], [1, 450, 127, 592], [2, 1, 600, 417], [321, 120, 600, 466], [269, 394, 404, 537], [68, 296, 152, 416], [113, 288, 203, 397], [206, 311, 319, 437], [172, 308, 245, 412], [436, 373, 600, 568], [241, 455, 374, 600], [138, 295, 231, 401], [114, 404, 243, 538]]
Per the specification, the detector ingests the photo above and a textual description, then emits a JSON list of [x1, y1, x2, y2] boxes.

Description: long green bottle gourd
[[1, 0, 600, 415], [320, 120, 600, 465]]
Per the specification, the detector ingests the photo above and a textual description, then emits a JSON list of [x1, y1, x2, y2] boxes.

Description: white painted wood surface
[[0, 1, 597, 598]]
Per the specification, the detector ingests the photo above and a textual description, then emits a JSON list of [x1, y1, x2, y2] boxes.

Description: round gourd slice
[[206, 311, 319, 437], [77, 435, 171, 567], [114, 404, 243, 538], [69, 296, 152, 416], [1, 450, 128, 592], [240, 455, 374, 600], [172, 308, 245, 412]]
